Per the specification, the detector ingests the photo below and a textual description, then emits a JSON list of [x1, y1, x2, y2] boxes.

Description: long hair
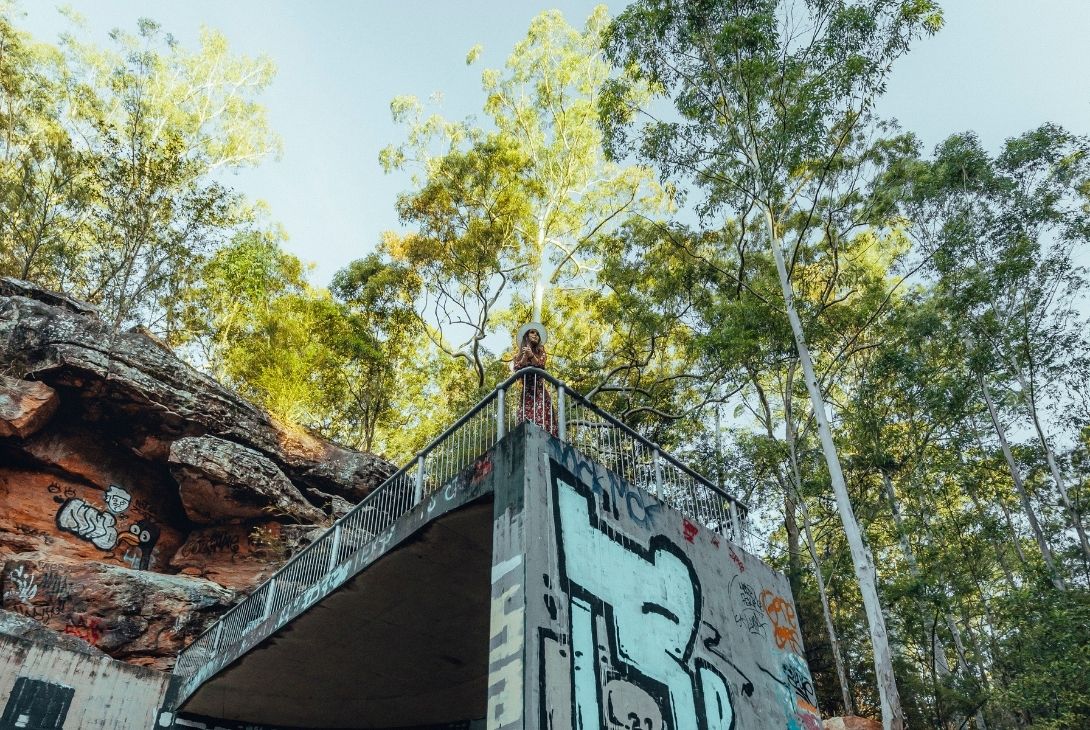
[[520, 329, 545, 356]]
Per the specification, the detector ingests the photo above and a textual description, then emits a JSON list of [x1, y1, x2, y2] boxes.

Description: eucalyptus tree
[[1, 11, 279, 331], [894, 127, 1090, 584], [0, 6, 94, 287], [378, 7, 664, 385], [600, 2, 942, 726]]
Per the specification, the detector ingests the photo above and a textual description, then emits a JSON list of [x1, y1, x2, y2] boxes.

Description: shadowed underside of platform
[[179, 497, 493, 729]]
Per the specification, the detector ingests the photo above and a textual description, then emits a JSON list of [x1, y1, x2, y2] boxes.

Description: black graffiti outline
[[552, 441, 663, 530], [755, 661, 816, 706], [700, 621, 755, 698], [548, 458, 735, 730]]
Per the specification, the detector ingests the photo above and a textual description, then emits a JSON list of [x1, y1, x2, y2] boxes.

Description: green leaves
[[0, 9, 279, 330]]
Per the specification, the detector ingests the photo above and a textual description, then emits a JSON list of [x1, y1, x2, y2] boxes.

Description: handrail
[[174, 367, 747, 680]]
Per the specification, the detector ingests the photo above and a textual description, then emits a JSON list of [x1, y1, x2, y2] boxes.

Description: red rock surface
[[0, 278, 396, 672], [0, 375, 58, 438], [1, 556, 234, 671]]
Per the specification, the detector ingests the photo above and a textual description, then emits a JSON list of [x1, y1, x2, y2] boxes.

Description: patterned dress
[[514, 349, 558, 437]]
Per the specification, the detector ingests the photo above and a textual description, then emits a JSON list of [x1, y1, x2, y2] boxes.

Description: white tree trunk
[[532, 223, 547, 322], [763, 207, 903, 730], [978, 374, 1066, 590], [880, 473, 954, 681], [1014, 369, 1090, 566], [799, 498, 855, 715], [783, 390, 853, 715]]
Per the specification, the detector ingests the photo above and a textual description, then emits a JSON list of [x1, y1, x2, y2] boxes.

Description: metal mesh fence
[[173, 368, 747, 694]]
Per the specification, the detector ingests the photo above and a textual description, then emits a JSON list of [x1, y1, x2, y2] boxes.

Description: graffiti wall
[[0, 467, 182, 573], [0, 632, 169, 730], [511, 428, 821, 730]]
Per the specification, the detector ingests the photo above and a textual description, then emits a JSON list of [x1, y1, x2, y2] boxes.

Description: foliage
[[374, 6, 666, 391], [0, 6, 278, 329], [3, 5, 1090, 726]]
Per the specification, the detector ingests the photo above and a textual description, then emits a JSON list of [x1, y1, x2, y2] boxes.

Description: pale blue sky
[[15, 0, 1090, 285]]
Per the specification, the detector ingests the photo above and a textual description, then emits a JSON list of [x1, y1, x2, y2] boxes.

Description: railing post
[[496, 387, 506, 440], [414, 455, 425, 504], [653, 447, 663, 498], [211, 621, 223, 653], [262, 577, 277, 619], [557, 385, 567, 441], [728, 499, 742, 545], [327, 525, 342, 572]]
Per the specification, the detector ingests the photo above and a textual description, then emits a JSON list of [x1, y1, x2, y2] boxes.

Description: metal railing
[[172, 368, 749, 696]]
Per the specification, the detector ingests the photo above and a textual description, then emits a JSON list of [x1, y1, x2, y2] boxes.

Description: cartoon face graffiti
[[103, 485, 132, 514], [118, 520, 160, 570], [53, 485, 156, 566]]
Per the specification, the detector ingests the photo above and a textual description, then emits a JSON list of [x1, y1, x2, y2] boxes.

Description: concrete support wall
[[0, 634, 169, 729], [508, 426, 821, 730]]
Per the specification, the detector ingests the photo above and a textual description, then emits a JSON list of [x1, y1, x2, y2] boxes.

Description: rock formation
[[0, 278, 395, 671]]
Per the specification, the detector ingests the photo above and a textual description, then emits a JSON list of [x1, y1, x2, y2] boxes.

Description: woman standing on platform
[[513, 323, 558, 436]]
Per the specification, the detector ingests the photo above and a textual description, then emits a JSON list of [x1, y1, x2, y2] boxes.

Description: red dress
[[514, 350, 558, 437]]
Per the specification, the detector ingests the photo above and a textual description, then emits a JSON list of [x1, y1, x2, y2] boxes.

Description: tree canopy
[[3, 3, 1089, 727]]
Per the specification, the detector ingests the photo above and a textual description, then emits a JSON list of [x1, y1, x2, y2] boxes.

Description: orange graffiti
[[760, 589, 801, 654]]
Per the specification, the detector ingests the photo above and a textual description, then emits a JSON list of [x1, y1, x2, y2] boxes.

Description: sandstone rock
[[0, 607, 106, 656], [0, 279, 394, 501], [170, 522, 322, 591], [0, 277, 99, 316], [824, 717, 882, 730], [0, 375, 58, 438], [0, 279, 399, 674], [0, 426, 186, 571], [1, 556, 236, 671], [169, 435, 326, 525]]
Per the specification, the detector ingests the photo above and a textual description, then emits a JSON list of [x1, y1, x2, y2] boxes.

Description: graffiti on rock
[[177, 531, 241, 558], [3, 563, 74, 622], [63, 614, 104, 645], [545, 461, 734, 730], [6, 564, 37, 604], [51, 484, 160, 569], [120, 520, 160, 570], [55, 484, 130, 550]]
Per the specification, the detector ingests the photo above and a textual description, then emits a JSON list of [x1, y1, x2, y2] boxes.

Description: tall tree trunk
[[967, 419, 1033, 574], [1014, 369, 1090, 570], [880, 472, 958, 729], [799, 498, 855, 715], [978, 373, 1066, 590], [532, 221, 547, 322], [782, 365, 804, 600], [763, 207, 902, 730], [754, 367, 854, 714]]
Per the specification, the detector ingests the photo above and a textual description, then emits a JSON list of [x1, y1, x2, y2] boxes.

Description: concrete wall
[[489, 425, 822, 730], [0, 633, 169, 729]]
